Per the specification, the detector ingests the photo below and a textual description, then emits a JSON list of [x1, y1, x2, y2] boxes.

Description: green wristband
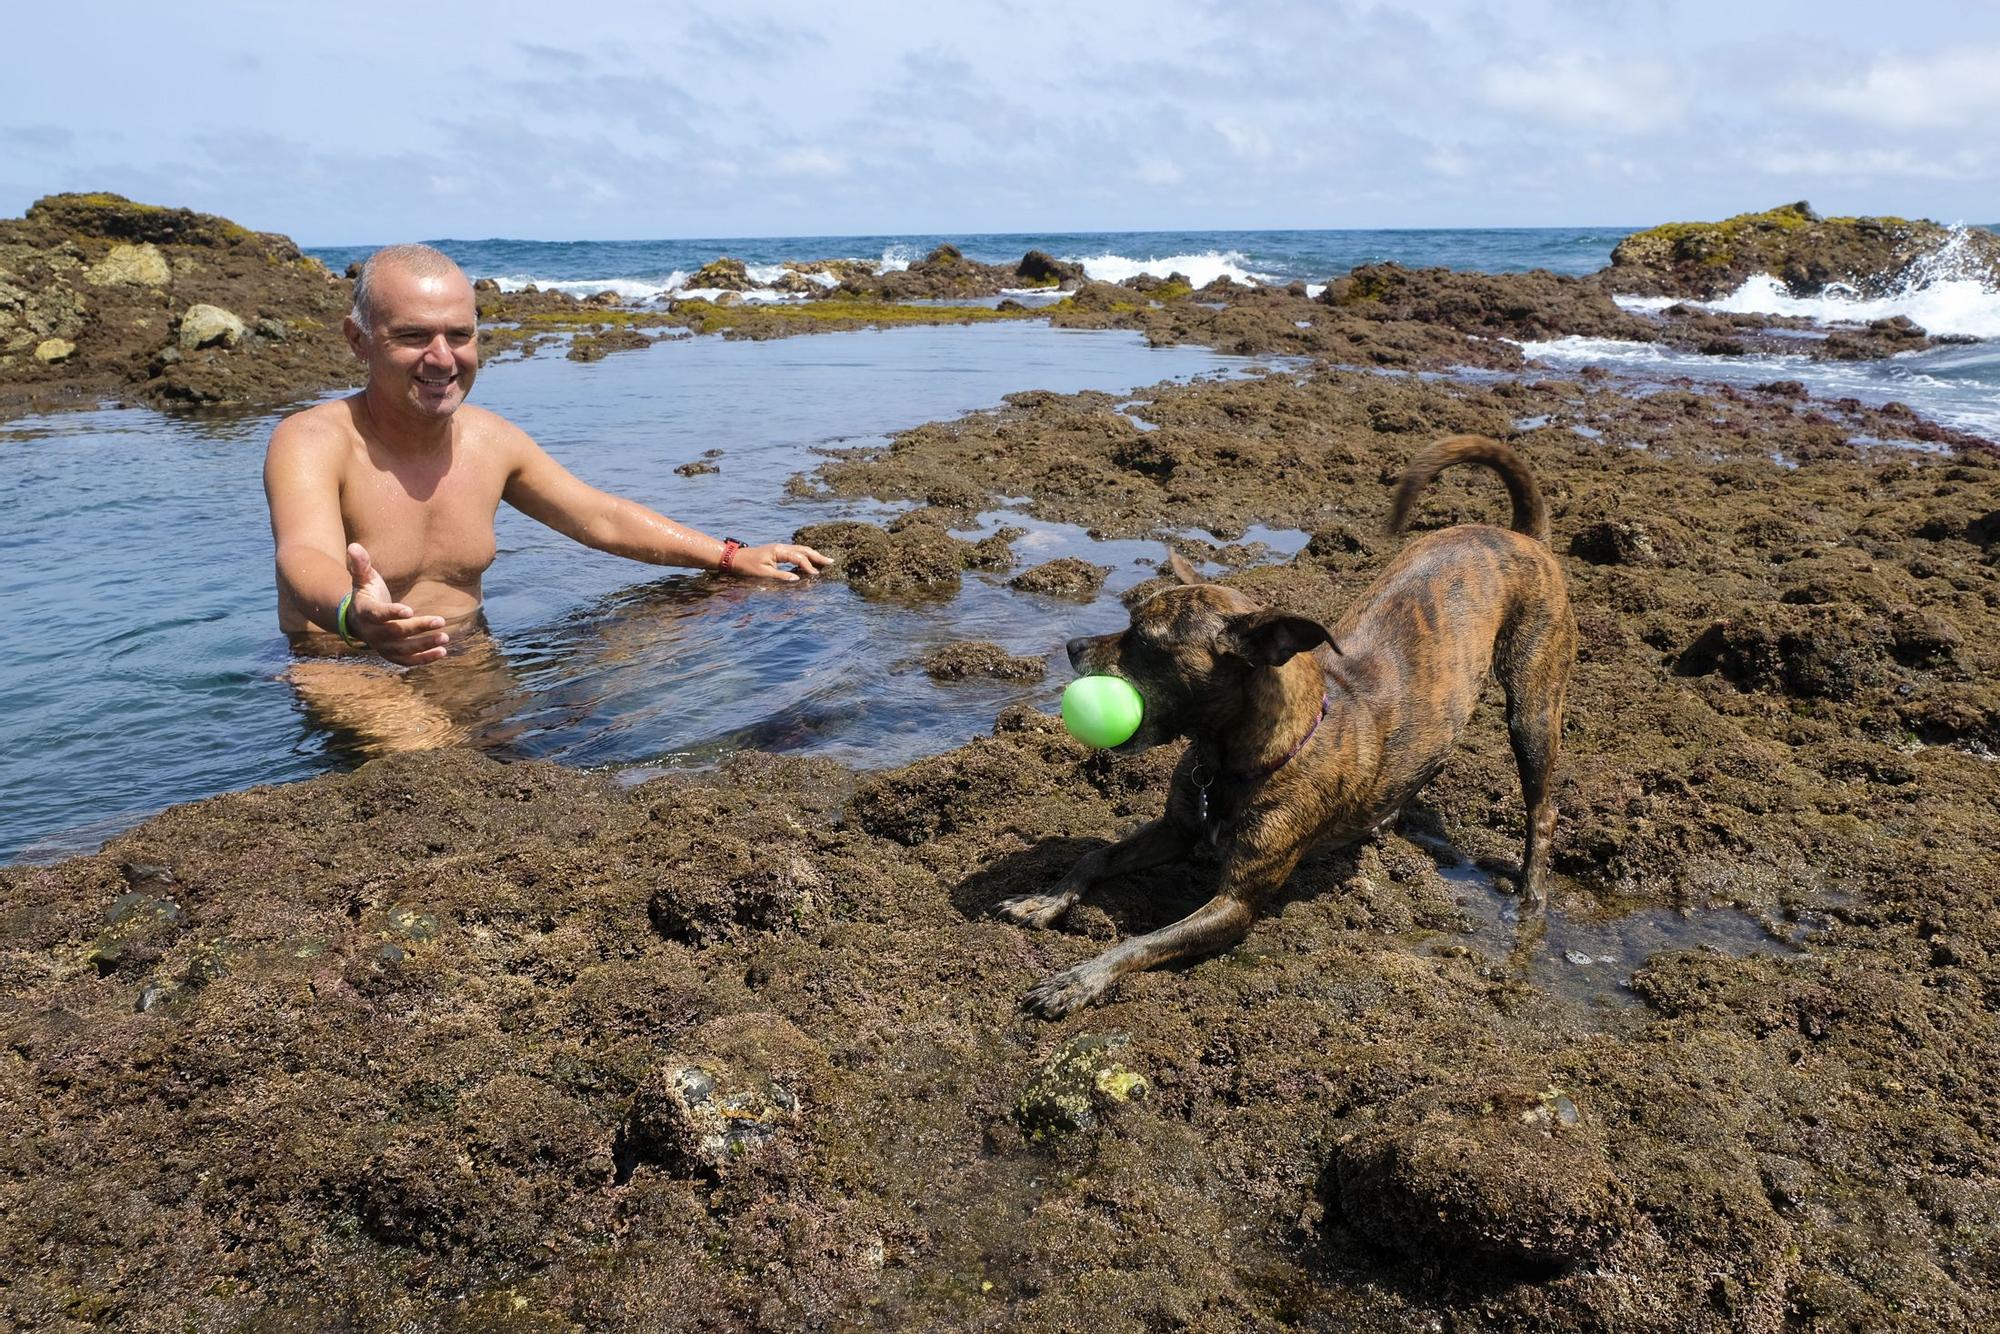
[[336, 592, 365, 647]]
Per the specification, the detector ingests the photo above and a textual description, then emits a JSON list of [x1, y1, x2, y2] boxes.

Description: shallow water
[[1518, 332, 2000, 441], [1411, 834, 1803, 1011], [0, 324, 1262, 862]]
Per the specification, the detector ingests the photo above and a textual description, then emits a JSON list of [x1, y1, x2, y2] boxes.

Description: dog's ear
[[1218, 610, 1338, 666], [1166, 550, 1206, 585]]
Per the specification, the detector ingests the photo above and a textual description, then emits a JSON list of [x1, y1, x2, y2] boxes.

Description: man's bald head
[[350, 244, 469, 335]]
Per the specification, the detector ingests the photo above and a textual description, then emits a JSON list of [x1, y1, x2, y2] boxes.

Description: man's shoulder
[[455, 402, 532, 444], [454, 403, 540, 469], [268, 396, 358, 457]]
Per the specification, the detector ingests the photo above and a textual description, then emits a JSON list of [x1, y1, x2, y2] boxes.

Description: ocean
[[3, 226, 1996, 862]]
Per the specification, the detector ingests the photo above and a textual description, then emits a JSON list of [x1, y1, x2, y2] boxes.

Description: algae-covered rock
[[791, 518, 974, 598], [1, 191, 357, 412], [1008, 557, 1109, 601], [688, 257, 752, 290], [1319, 261, 1656, 342], [33, 337, 74, 364], [922, 641, 1047, 683], [565, 326, 650, 362], [24, 193, 257, 248], [1016, 249, 1083, 286], [1332, 1079, 1629, 1273], [1608, 201, 2000, 299], [1013, 1032, 1149, 1143]]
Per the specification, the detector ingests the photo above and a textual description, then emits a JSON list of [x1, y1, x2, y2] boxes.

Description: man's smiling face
[[347, 263, 479, 421]]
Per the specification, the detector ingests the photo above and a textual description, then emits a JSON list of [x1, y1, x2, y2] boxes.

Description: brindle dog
[[998, 435, 1576, 1018]]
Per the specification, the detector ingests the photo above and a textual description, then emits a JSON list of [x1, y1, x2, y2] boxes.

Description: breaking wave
[[1612, 227, 2000, 339]]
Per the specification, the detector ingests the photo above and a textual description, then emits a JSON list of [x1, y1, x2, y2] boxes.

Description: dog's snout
[[1065, 636, 1093, 671]]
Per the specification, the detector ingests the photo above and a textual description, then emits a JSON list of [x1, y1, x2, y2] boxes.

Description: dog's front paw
[[1022, 961, 1114, 1019], [994, 892, 1076, 929]]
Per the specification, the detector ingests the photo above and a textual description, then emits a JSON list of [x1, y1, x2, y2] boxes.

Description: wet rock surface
[[1008, 556, 1109, 600], [922, 641, 1048, 683]]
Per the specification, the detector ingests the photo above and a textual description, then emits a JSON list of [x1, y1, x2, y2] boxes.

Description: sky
[[4, 0, 1996, 244]]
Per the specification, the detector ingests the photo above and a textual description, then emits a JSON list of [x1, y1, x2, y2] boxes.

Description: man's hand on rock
[[346, 543, 450, 666], [727, 542, 833, 583]]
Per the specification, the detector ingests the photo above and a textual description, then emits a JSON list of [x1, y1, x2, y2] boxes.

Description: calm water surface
[[1, 324, 1271, 862]]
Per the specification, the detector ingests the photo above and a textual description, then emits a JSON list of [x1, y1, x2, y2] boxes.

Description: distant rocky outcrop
[[836, 246, 1082, 301], [1016, 249, 1084, 286], [1607, 200, 2000, 299], [0, 192, 357, 414], [687, 257, 752, 291], [1320, 262, 1659, 342]]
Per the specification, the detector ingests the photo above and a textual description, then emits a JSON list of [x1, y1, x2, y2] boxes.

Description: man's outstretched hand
[[728, 542, 834, 582], [346, 543, 450, 666]]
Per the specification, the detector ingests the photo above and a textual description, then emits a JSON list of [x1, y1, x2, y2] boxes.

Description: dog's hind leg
[[1497, 609, 1575, 907], [995, 817, 1190, 929]]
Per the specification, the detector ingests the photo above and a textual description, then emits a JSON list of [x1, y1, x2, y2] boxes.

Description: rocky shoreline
[[3, 199, 1999, 1330], [7, 196, 1994, 420]]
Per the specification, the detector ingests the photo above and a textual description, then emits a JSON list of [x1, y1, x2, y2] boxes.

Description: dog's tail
[[1388, 434, 1551, 545]]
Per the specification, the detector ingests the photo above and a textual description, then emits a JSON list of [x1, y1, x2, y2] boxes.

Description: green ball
[[1061, 674, 1144, 748]]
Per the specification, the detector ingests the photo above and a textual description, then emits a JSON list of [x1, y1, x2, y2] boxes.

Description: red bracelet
[[718, 538, 743, 573]]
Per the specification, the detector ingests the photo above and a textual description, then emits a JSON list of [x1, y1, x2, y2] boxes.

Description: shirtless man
[[265, 243, 830, 666]]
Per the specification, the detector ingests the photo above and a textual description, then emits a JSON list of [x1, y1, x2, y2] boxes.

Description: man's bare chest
[[341, 451, 504, 589]]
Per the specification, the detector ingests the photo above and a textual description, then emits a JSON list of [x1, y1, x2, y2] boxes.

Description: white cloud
[[1793, 46, 2000, 130], [772, 148, 845, 177], [1750, 145, 1989, 182], [1478, 52, 1685, 134], [1213, 117, 1273, 162]]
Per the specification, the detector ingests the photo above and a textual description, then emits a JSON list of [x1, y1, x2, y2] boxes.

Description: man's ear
[[342, 315, 368, 361], [1218, 610, 1339, 666], [1166, 550, 1206, 585]]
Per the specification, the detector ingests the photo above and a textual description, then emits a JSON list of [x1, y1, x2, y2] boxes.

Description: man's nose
[[421, 334, 455, 362]]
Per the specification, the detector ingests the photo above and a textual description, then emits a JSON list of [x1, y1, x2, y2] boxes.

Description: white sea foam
[[1611, 227, 2000, 339], [1517, 335, 2000, 440], [1071, 249, 1279, 288], [489, 274, 679, 301], [1704, 273, 2000, 338], [743, 262, 841, 289]]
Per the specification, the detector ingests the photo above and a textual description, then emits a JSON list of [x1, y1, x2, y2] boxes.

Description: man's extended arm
[[263, 417, 450, 665], [499, 424, 831, 580]]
